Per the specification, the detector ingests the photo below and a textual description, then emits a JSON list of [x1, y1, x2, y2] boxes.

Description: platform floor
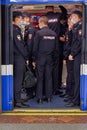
[[0, 114, 87, 123]]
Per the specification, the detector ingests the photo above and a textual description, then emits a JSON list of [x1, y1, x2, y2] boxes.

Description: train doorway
[[12, 4, 82, 110]]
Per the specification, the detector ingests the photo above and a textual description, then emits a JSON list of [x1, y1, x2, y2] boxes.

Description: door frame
[[1, 2, 87, 112], [0, 3, 2, 112]]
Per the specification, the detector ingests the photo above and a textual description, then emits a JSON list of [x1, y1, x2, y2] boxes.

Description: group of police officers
[[13, 5, 82, 108]]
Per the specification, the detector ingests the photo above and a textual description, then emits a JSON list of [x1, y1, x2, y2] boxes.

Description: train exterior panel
[[0, 0, 87, 111]]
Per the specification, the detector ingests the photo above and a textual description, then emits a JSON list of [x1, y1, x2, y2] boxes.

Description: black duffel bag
[[22, 64, 37, 88]]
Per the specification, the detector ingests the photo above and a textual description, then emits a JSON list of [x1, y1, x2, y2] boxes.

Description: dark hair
[[72, 10, 82, 18], [13, 11, 22, 21], [60, 14, 67, 20], [39, 16, 48, 25], [22, 12, 31, 18], [45, 5, 54, 9]]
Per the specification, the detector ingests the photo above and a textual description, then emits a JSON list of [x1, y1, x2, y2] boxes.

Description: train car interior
[[12, 4, 83, 110]]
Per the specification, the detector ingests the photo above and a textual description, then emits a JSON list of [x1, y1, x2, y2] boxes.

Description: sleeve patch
[[78, 30, 82, 36], [17, 35, 21, 41]]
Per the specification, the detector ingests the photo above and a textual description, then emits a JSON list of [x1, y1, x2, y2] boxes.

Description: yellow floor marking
[[1, 109, 87, 116]]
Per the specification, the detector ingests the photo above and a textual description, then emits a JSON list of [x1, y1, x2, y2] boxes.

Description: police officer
[[13, 11, 29, 108], [45, 6, 60, 36], [45, 6, 62, 95], [58, 15, 68, 96], [63, 15, 74, 102], [23, 12, 36, 58], [32, 16, 58, 104], [65, 11, 82, 107], [22, 12, 36, 99]]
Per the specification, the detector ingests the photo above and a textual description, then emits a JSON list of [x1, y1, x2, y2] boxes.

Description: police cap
[[72, 10, 82, 18], [13, 11, 22, 21]]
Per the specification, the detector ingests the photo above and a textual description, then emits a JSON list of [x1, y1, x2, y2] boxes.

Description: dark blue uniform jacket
[[13, 24, 28, 60], [32, 26, 58, 62]]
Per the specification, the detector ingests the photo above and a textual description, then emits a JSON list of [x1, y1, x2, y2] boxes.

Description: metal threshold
[[1, 109, 87, 116]]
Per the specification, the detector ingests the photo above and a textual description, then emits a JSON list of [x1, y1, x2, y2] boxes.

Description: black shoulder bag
[[22, 64, 37, 88]]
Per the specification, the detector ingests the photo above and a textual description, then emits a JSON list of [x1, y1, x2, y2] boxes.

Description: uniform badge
[[17, 35, 21, 41], [28, 34, 32, 39], [78, 30, 82, 35]]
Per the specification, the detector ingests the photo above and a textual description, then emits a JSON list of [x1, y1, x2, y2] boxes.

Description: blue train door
[[80, 3, 87, 110], [1, 4, 13, 111], [0, 4, 2, 113], [1, 0, 87, 112]]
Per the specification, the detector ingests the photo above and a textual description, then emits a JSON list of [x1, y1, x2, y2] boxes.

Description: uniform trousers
[[66, 60, 74, 98], [72, 54, 81, 105], [14, 57, 25, 103], [36, 56, 53, 99]]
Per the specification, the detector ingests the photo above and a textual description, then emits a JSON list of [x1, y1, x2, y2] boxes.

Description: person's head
[[71, 10, 82, 24], [45, 5, 54, 13], [22, 12, 31, 25], [39, 16, 48, 29], [13, 11, 23, 26]]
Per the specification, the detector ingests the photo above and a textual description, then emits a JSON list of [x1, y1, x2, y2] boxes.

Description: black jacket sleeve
[[52, 35, 59, 60], [13, 29, 28, 60], [63, 42, 71, 60], [71, 27, 82, 57], [27, 27, 36, 54], [32, 31, 40, 62], [63, 30, 73, 60]]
